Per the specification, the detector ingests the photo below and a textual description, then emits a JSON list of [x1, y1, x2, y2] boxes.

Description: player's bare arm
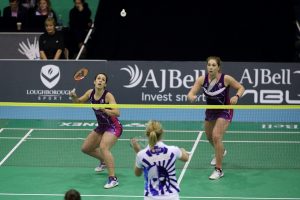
[[180, 148, 190, 162], [134, 166, 143, 177], [103, 92, 120, 117], [225, 75, 245, 105], [187, 76, 205, 102], [70, 89, 92, 103]]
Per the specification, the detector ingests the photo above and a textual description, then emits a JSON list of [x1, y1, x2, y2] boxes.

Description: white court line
[[0, 193, 299, 199], [227, 130, 300, 134], [2, 127, 300, 134], [179, 197, 300, 200], [1, 137, 300, 144], [223, 140, 300, 144], [178, 131, 203, 185], [0, 128, 3, 134], [0, 137, 197, 142], [1, 127, 199, 133], [0, 129, 33, 166]]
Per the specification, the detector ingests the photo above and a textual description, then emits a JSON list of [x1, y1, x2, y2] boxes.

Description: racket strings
[[74, 68, 89, 81]]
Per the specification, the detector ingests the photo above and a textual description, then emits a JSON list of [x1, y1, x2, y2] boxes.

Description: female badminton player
[[69, 73, 122, 189], [131, 120, 190, 200], [187, 56, 245, 180]]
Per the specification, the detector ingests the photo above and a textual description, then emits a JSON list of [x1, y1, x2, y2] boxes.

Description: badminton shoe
[[210, 149, 227, 166], [94, 162, 106, 172], [209, 167, 224, 180], [104, 176, 119, 189]]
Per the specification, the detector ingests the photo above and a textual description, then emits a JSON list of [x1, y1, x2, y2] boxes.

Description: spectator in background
[[64, 189, 81, 200], [68, 0, 92, 59], [39, 17, 64, 59], [28, 0, 56, 31], [20, 0, 36, 9], [3, 0, 29, 31]]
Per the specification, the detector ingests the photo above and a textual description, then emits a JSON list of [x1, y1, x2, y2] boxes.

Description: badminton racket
[[74, 67, 89, 81], [71, 67, 89, 92]]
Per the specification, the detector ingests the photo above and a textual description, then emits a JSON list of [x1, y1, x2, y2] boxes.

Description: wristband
[[235, 94, 240, 99]]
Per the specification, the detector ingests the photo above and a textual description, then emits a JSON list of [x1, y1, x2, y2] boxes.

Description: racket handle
[[69, 88, 77, 100], [70, 88, 76, 97], [130, 138, 142, 153]]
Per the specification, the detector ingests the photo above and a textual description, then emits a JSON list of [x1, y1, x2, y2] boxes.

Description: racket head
[[73, 67, 89, 81]]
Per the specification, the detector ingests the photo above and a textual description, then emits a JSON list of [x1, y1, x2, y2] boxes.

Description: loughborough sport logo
[[121, 65, 143, 88], [40, 65, 60, 89]]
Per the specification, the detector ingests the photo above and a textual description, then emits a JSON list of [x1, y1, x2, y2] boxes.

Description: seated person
[[20, 0, 36, 9], [68, 0, 92, 58], [2, 0, 29, 31], [28, 0, 56, 32], [39, 17, 65, 59]]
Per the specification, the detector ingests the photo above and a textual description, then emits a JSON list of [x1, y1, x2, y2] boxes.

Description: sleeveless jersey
[[202, 73, 230, 105], [202, 73, 233, 121], [89, 89, 122, 136]]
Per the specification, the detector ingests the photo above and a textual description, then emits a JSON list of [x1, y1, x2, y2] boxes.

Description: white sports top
[[136, 141, 182, 199]]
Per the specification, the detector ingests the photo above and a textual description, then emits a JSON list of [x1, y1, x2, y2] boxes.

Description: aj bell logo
[[121, 65, 143, 88], [121, 64, 203, 92], [40, 65, 60, 89]]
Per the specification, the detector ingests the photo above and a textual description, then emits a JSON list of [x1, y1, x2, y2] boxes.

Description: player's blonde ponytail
[[146, 120, 163, 149], [148, 131, 157, 148]]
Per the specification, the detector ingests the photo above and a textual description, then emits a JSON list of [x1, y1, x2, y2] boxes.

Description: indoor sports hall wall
[[0, 60, 299, 105], [0, 0, 99, 26]]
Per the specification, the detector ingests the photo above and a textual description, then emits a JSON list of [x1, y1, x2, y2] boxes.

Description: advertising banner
[[0, 32, 41, 60], [0, 60, 299, 104]]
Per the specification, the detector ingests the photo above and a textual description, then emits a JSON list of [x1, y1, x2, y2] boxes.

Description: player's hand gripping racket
[[70, 67, 89, 94], [130, 135, 148, 153]]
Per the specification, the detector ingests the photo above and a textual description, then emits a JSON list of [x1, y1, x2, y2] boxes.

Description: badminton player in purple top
[[69, 73, 122, 189], [187, 56, 245, 180]]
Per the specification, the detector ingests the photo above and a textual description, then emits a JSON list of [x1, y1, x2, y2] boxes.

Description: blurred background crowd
[[0, 0, 96, 59], [0, 0, 300, 62]]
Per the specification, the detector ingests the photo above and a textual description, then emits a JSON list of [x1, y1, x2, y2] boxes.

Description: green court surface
[[0, 119, 300, 200]]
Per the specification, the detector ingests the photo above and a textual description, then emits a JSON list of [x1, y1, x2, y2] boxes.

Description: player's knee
[[205, 132, 212, 140], [99, 145, 108, 152], [81, 146, 90, 154], [212, 135, 221, 144]]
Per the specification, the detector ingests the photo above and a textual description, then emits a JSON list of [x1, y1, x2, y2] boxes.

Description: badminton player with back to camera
[[131, 120, 190, 200], [187, 56, 245, 180], [69, 73, 122, 189]]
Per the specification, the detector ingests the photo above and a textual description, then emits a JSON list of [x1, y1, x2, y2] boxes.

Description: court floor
[[0, 119, 300, 200]]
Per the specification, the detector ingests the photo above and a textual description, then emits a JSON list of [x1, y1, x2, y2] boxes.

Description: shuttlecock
[[120, 9, 126, 17]]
